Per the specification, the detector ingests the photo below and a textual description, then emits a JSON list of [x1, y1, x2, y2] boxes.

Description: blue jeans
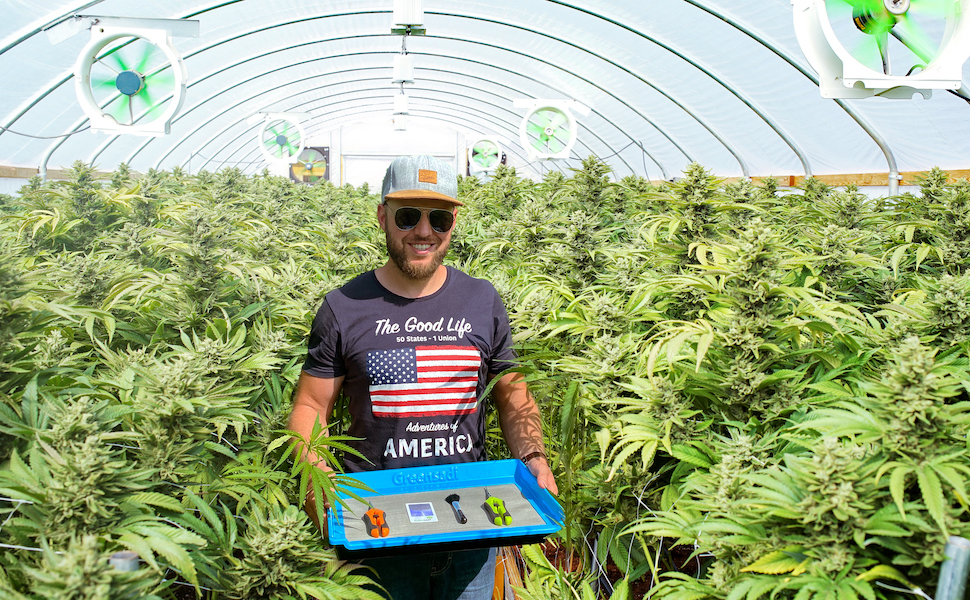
[[361, 547, 496, 600]]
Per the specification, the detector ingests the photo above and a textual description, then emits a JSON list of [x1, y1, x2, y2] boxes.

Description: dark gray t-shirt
[[303, 267, 518, 472]]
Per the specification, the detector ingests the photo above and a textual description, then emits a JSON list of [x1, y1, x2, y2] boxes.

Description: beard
[[385, 227, 449, 280]]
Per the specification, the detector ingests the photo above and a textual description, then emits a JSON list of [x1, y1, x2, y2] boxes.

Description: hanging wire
[[946, 89, 970, 105], [189, 153, 268, 166], [0, 123, 91, 139], [875, 582, 934, 600], [0, 542, 47, 552], [0, 497, 51, 554], [167, 580, 214, 592], [594, 139, 653, 180], [597, 140, 639, 161]]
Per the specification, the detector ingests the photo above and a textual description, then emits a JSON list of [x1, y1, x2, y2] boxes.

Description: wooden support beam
[[752, 170, 970, 187], [0, 165, 43, 179], [651, 169, 970, 188], [0, 165, 100, 181]]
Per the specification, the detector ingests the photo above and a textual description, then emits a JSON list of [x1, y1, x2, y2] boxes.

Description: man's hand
[[304, 488, 331, 543], [288, 372, 344, 545], [526, 456, 559, 496], [492, 372, 559, 496]]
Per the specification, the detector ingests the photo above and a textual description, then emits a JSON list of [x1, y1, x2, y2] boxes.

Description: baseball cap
[[381, 155, 463, 206]]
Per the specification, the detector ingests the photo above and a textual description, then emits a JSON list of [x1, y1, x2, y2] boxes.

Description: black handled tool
[[445, 493, 467, 524]]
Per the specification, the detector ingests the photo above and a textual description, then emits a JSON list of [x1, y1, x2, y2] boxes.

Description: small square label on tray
[[406, 502, 438, 523]]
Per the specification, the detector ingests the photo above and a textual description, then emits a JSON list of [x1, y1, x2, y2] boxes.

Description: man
[[287, 155, 557, 600]]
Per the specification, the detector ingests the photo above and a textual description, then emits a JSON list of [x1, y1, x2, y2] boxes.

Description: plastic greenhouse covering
[[1, 0, 969, 190], [7, 3, 970, 599]]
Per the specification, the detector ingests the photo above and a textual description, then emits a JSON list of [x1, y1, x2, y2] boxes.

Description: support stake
[[935, 536, 970, 600]]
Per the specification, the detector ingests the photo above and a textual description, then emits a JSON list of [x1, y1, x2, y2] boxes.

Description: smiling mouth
[[410, 242, 434, 252]]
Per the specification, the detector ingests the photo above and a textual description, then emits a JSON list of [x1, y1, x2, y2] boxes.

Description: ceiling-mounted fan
[[290, 147, 329, 184], [468, 138, 504, 173], [74, 19, 195, 135], [792, 0, 970, 98], [514, 100, 589, 160], [256, 113, 306, 164]]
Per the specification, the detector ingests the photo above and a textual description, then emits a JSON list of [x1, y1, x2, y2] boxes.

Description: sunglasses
[[388, 205, 455, 233]]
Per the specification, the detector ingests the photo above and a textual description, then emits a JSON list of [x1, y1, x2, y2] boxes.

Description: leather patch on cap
[[418, 169, 437, 184]]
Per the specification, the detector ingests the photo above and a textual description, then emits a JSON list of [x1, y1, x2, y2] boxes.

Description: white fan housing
[[792, 0, 970, 98], [468, 138, 503, 173], [515, 99, 588, 160], [74, 24, 188, 135], [256, 113, 307, 168]]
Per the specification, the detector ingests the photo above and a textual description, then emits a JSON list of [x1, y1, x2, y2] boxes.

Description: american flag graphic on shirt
[[367, 345, 482, 418]]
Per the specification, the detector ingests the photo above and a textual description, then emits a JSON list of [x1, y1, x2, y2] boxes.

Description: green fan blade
[[135, 43, 156, 74], [531, 108, 568, 143], [528, 112, 550, 132], [135, 86, 167, 120], [895, 15, 937, 63], [473, 142, 499, 167], [825, 0, 947, 75], [91, 74, 118, 91], [827, 0, 873, 62], [115, 36, 154, 72], [135, 86, 152, 110], [279, 126, 300, 157], [83, 34, 187, 127], [544, 110, 567, 131], [896, 0, 952, 62], [527, 121, 552, 149], [849, 33, 883, 71], [104, 96, 128, 122], [263, 126, 280, 149], [546, 135, 565, 154], [102, 47, 129, 73], [525, 107, 572, 154], [144, 70, 175, 93], [875, 30, 890, 73]]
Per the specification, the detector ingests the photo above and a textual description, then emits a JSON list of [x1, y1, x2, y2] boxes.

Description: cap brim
[[384, 189, 465, 206]]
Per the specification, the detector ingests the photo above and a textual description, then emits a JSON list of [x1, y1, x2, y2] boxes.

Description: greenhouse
[[2, 0, 970, 598]]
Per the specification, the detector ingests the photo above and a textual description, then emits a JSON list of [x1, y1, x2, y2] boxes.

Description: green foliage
[[23, 535, 165, 600], [0, 165, 391, 598], [2, 161, 970, 599], [224, 503, 381, 600]]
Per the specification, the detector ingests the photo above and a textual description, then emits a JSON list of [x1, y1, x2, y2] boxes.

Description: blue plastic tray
[[327, 459, 563, 558]]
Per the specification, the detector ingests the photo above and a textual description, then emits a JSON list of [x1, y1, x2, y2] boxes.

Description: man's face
[[379, 197, 457, 281]]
